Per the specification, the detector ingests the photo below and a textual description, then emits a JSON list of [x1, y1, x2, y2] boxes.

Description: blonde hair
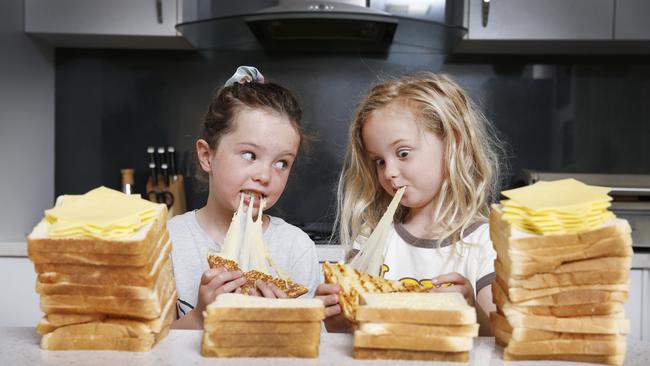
[[336, 72, 501, 257]]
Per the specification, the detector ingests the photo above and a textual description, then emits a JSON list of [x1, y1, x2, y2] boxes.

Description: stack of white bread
[[202, 293, 325, 358], [490, 179, 632, 366], [353, 292, 479, 361], [27, 186, 177, 351]]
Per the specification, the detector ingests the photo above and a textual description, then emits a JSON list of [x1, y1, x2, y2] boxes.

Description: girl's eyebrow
[[237, 142, 296, 158]]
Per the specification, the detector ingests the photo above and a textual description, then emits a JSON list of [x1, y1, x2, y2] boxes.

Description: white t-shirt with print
[[356, 222, 496, 296]]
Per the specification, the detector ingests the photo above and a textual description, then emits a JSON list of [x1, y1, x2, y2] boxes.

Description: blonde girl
[[316, 72, 501, 334]]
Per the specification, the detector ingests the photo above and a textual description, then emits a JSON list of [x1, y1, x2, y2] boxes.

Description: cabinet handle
[[482, 0, 490, 27], [156, 0, 163, 24]]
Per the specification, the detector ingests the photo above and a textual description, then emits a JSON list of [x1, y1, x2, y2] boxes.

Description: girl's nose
[[252, 166, 271, 185], [383, 160, 399, 180]]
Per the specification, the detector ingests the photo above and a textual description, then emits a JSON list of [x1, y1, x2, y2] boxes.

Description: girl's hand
[[315, 283, 353, 333], [315, 283, 342, 318], [429, 272, 475, 306], [248, 281, 288, 298], [196, 268, 247, 316]]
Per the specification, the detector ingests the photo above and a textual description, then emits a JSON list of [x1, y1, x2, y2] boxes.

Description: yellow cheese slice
[[501, 179, 611, 212]]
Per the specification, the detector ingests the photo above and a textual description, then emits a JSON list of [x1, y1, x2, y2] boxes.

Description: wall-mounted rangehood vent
[[176, 1, 466, 54]]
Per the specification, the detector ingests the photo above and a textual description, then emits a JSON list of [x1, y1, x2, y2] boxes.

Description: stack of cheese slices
[[490, 179, 632, 366], [353, 292, 479, 361], [202, 293, 325, 358], [27, 187, 177, 351]]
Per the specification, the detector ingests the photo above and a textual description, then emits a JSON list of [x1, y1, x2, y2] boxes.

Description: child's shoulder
[[461, 221, 491, 247], [266, 216, 313, 244], [167, 210, 195, 230]]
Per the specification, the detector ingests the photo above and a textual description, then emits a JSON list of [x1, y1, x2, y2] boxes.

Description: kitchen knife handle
[[161, 163, 170, 189], [149, 162, 158, 191], [168, 146, 177, 181]]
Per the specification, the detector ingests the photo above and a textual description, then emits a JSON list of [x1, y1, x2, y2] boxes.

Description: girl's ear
[[196, 139, 214, 173]]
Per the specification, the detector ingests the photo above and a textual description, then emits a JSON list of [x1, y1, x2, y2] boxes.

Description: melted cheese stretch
[[220, 193, 289, 280], [350, 186, 406, 276]]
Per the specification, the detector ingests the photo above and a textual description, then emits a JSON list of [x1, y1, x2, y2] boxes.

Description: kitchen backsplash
[[55, 49, 650, 230]]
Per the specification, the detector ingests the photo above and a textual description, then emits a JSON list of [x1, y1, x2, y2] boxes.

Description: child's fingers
[[255, 280, 278, 298], [432, 272, 467, 287], [267, 283, 288, 298], [316, 283, 341, 296], [324, 304, 341, 318], [200, 268, 225, 285], [317, 293, 340, 307], [214, 276, 247, 295]]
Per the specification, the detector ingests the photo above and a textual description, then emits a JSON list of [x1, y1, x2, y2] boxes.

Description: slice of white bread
[[35, 240, 171, 287], [40, 261, 176, 320], [502, 351, 625, 366], [490, 311, 625, 343], [492, 280, 624, 317], [40, 322, 170, 351], [204, 293, 325, 322], [496, 273, 630, 303], [492, 282, 628, 307], [204, 320, 321, 334], [27, 200, 167, 255], [506, 339, 626, 356], [352, 348, 469, 362], [495, 259, 630, 290], [207, 332, 320, 348], [37, 289, 176, 335], [504, 311, 629, 335], [29, 229, 169, 267], [36, 257, 174, 299], [358, 322, 479, 337], [356, 293, 476, 325], [201, 334, 318, 358], [353, 332, 473, 352]]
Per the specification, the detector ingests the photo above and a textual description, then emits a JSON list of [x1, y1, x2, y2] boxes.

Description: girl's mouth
[[241, 191, 266, 208]]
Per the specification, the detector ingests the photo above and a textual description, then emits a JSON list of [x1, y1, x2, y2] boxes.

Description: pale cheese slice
[[350, 186, 406, 276]]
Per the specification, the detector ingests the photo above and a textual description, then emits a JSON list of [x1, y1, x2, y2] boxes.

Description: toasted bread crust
[[322, 262, 426, 323], [207, 253, 308, 298]]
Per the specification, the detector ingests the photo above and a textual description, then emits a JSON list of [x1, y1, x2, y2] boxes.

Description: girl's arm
[[475, 285, 496, 336], [430, 272, 495, 335]]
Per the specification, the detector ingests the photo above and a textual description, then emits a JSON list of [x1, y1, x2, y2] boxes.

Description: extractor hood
[[176, 1, 466, 54]]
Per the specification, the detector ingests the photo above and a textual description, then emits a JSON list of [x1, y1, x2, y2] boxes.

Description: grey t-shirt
[[168, 210, 322, 318]]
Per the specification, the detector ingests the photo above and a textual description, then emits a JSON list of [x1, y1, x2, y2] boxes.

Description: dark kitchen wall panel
[[55, 49, 650, 231]]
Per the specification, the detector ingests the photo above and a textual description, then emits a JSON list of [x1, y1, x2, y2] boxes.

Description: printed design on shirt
[[381, 263, 434, 289]]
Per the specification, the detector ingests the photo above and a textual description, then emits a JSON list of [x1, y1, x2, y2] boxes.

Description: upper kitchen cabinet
[[457, 0, 650, 54], [466, 0, 614, 40], [615, 0, 650, 39], [25, 0, 191, 49]]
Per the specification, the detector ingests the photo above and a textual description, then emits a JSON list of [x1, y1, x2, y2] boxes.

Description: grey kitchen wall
[[54, 49, 650, 231], [0, 0, 55, 241]]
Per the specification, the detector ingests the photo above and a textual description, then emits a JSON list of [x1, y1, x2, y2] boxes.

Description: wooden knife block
[[146, 175, 187, 218]]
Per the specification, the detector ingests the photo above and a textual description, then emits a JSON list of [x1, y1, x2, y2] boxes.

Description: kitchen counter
[[3, 327, 650, 366]]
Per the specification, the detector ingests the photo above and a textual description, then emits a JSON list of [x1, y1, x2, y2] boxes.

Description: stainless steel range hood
[[176, 1, 466, 54]]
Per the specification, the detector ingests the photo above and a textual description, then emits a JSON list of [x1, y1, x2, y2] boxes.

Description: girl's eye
[[374, 158, 385, 167], [242, 151, 256, 161], [274, 160, 289, 169], [397, 149, 410, 158]]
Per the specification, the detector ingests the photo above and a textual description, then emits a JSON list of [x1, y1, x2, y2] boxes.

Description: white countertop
[[3, 327, 650, 366]]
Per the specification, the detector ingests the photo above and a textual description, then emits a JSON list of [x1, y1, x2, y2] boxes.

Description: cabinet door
[[615, 0, 650, 39], [467, 0, 614, 40], [25, 0, 178, 37]]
